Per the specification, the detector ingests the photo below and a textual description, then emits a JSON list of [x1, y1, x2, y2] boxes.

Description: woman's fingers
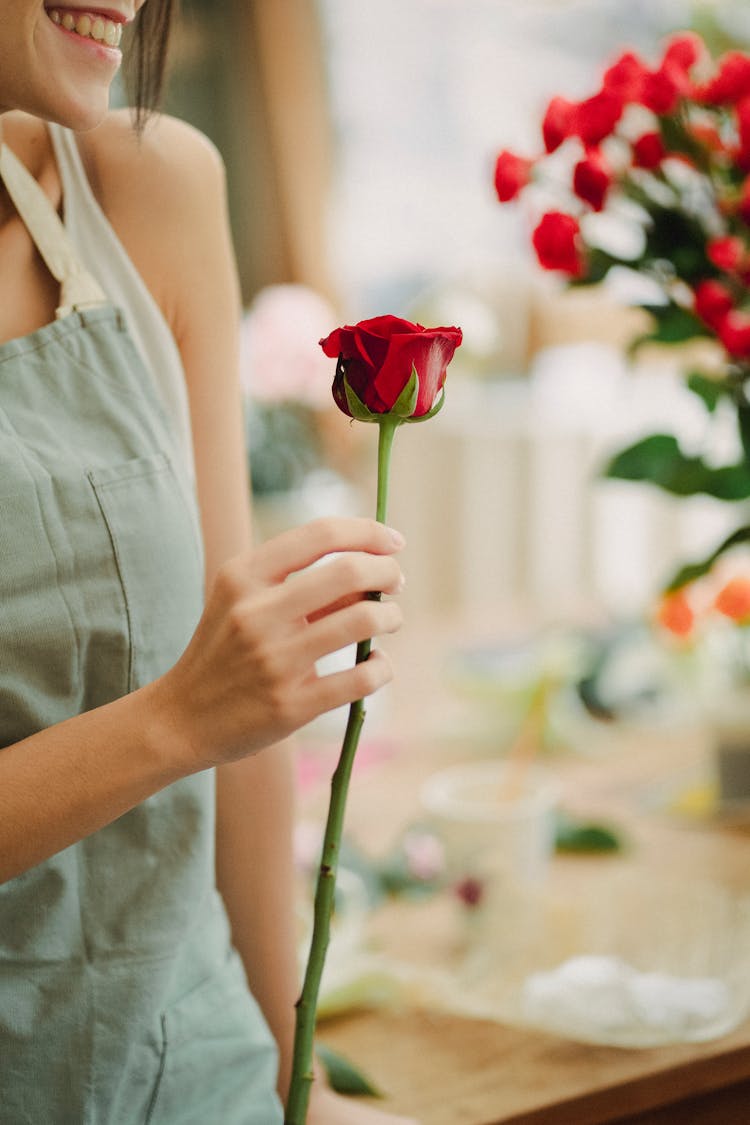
[[281, 551, 404, 622], [159, 517, 408, 768], [285, 597, 403, 672], [251, 517, 405, 585], [297, 649, 395, 722]]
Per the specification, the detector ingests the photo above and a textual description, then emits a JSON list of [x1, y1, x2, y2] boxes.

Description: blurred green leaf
[[665, 525, 750, 591], [555, 811, 623, 854], [658, 115, 710, 170], [570, 245, 632, 287], [642, 205, 712, 281], [604, 433, 750, 499], [686, 372, 729, 414], [738, 401, 750, 465], [629, 303, 711, 354], [336, 838, 387, 909], [316, 1044, 383, 1098], [378, 858, 440, 900], [246, 402, 322, 497]]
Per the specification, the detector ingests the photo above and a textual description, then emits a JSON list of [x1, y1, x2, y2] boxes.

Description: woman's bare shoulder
[[84, 109, 222, 190], [78, 109, 229, 327]]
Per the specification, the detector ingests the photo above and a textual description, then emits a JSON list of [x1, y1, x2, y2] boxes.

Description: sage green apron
[[0, 141, 283, 1124]]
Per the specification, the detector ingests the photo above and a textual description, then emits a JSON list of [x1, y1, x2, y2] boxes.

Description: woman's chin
[[38, 86, 113, 133]]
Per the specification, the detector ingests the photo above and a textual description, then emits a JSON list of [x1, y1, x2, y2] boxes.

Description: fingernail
[[397, 575, 406, 593], [388, 527, 406, 548]]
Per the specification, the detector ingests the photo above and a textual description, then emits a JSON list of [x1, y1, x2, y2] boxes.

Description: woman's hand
[[149, 516, 405, 772], [307, 1082, 420, 1125]]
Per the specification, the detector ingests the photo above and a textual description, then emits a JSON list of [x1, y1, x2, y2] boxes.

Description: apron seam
[[86, 472, 137, 693], [0, 307, 118, 368], [143, 1015, 168, 1125]]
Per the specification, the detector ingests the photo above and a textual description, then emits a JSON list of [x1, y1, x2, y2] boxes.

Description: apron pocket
[[88, 453, 204, 691], [147, 950, 282, 1125], [0, 455, 81, 744]]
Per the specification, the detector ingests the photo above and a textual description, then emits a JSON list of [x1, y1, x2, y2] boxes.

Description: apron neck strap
[[0, 141, 107, 319]]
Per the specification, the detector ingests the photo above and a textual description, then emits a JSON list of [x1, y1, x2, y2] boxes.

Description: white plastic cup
[[420, 759, 560, 888], [420, 759, 560, 974]]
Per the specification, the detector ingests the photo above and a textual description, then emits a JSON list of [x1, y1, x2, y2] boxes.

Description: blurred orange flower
[[656, 589, 695, 638], [715, 576, 750, 623]]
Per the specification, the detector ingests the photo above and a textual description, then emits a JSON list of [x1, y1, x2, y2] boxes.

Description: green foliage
[[686, 371, 728, 413], [658, 114, 709, 171], [666, 525, 750, 591], [316, 1044, 383, 1098], [629, 303, 711, 354], [554, 811, 624, 854], [569, 245, 631, 287], [245, 402, 322, 497], [641, 204, 712, 281], [335, 836, 444, 908], [604, 434, 750, 500], [738, 401, 750, 464]]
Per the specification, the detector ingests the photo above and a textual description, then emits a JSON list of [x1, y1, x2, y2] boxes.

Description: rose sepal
[[343, 364, 446, 425], [342, 363, 419, 423], [404, 387, 447, 423], [390, 364, 419, 417], [341, 372, 383, 422]]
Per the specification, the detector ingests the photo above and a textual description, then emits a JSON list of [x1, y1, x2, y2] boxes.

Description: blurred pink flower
[[295, 737, 397, 793], [402, 831, 446, 881], [240, 284, 338, 407]]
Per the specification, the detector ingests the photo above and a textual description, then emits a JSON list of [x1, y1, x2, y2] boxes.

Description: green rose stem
[[285, 416, 399, 1125]]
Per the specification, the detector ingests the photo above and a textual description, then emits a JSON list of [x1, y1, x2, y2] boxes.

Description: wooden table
[[301, 620, 750, 1123]]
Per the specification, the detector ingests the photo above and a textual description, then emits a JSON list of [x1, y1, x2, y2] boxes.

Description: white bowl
[[453, 870, 750, 1048]]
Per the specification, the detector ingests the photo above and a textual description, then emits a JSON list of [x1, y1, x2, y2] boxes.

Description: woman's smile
[[45, 8, 126, 52]]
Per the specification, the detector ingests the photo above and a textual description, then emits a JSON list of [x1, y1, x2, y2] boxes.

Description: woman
[[0, 3, 418, 1122]]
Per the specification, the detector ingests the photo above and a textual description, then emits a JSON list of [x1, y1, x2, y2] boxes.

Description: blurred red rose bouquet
[[494, 31, 750, 592]]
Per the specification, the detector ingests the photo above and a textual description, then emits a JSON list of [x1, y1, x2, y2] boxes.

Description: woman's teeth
[[47, 9, 123, 48]]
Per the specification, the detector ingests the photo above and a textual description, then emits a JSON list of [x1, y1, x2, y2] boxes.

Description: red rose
[[661, 31, 705, 75], [320, 316, 462, 420], [639, 66, 682, 114], [603, 51, 648, 101], [532, 211, 584, 275], [693, 280, 734, 328], [736, 97, 750, 170], [572, 150, 611, 211], [718, 309, 750, 357], [542, 95, 577, 153], [697, 51, 750, 105], [632, 132, 665, 169], [574, 88, 624, 147], [494, 150, 534, 202], [707, 235, 745, 272]]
